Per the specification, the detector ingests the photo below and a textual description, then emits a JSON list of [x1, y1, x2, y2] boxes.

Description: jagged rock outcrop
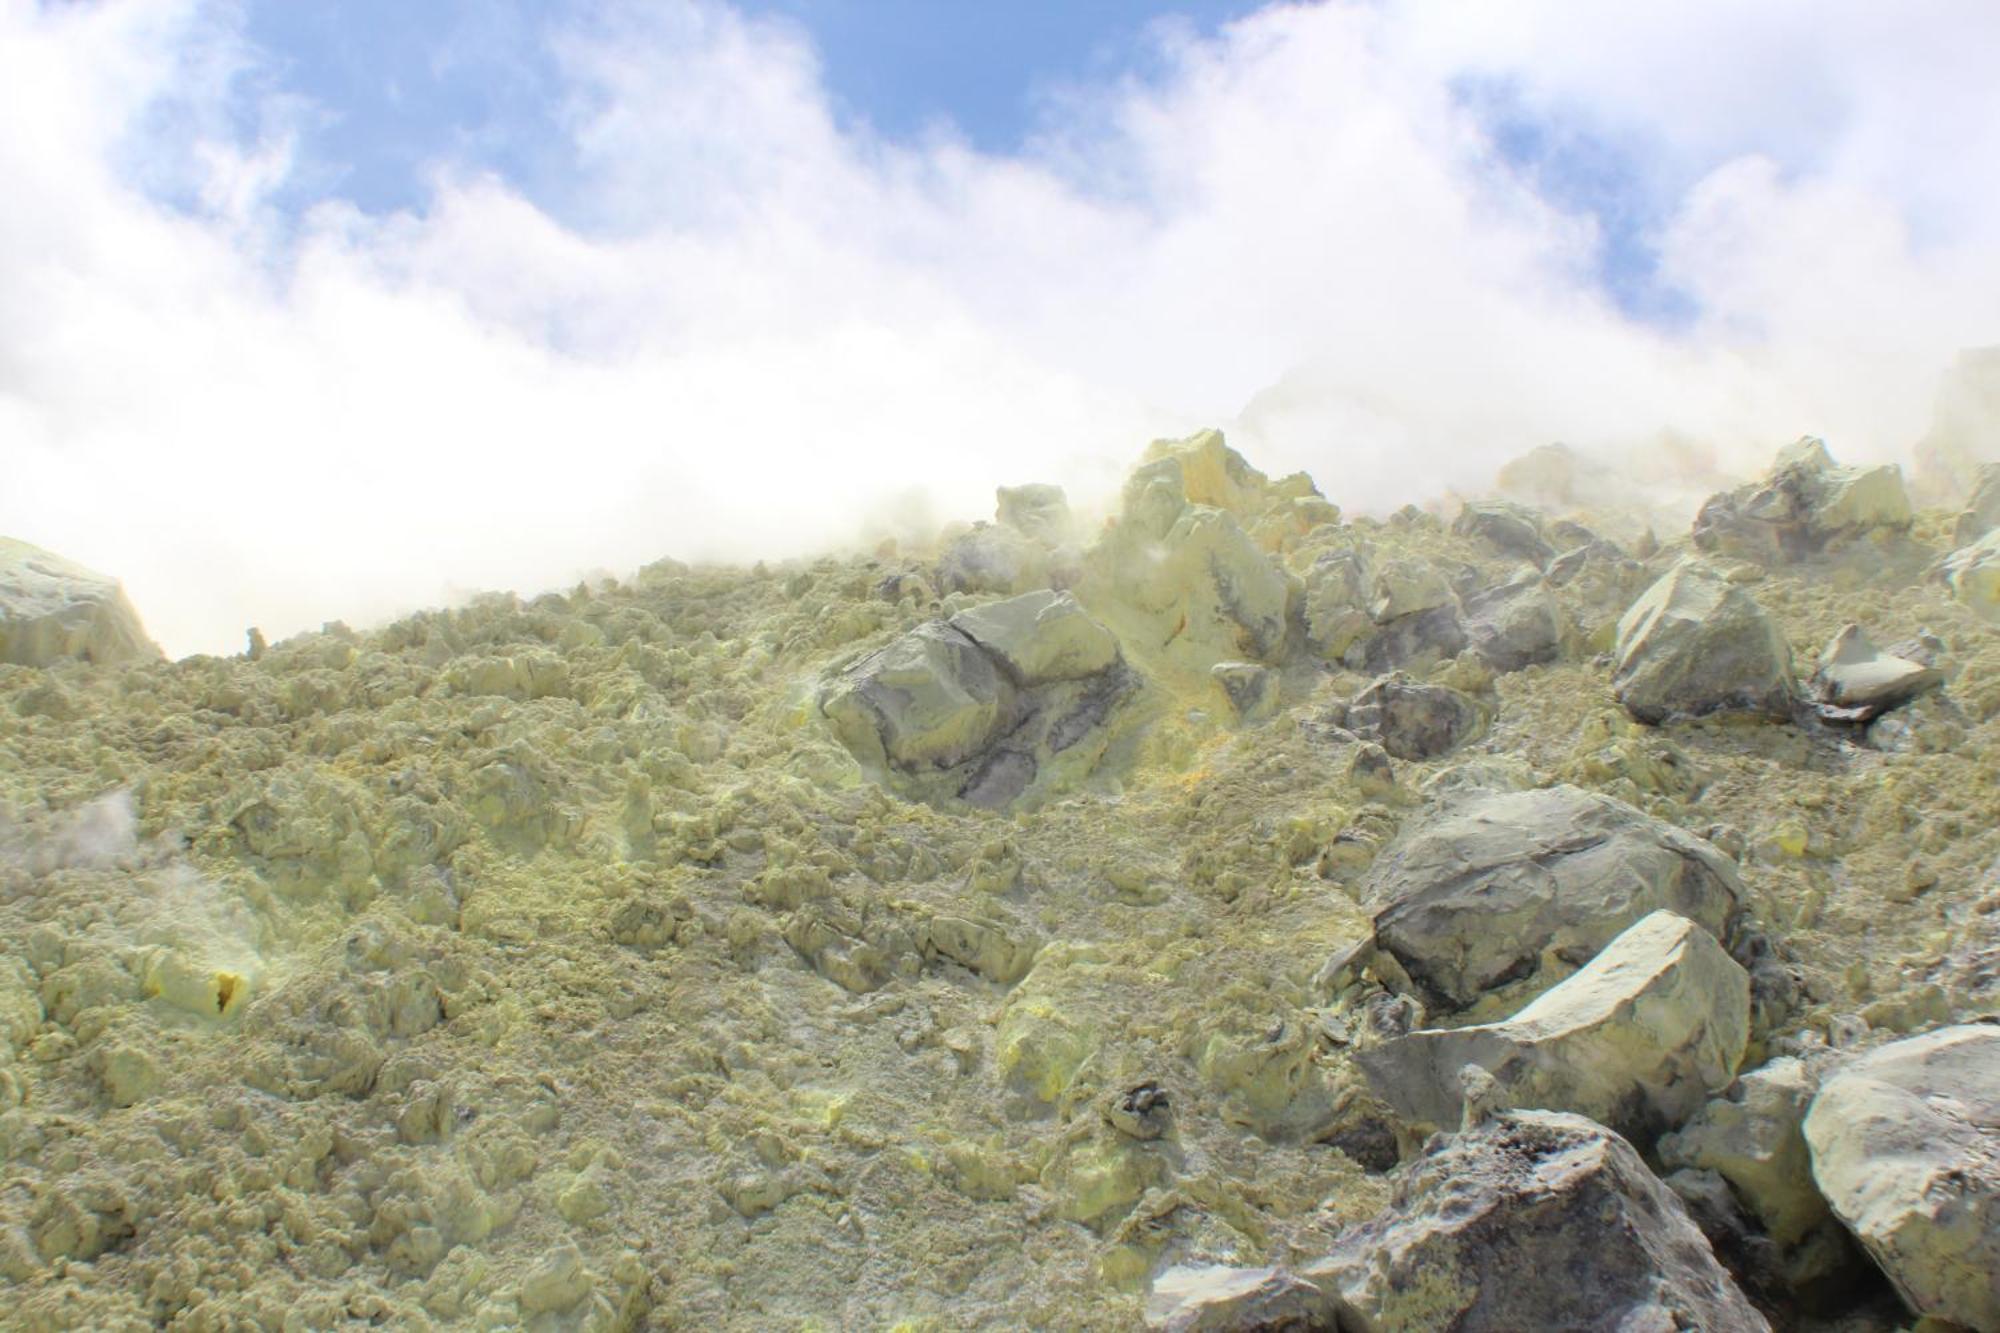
[[1356, 784, 1744, 1011], [1453, 498, 1555, 569], [1614, 560, 1795, 724], [820, 590, 1138, 808], [1326, 673, 1485, 762], [1356, 911, 1750, 1141], [1955, 462, 2000, 547], [1803, 1024, 2000, 1331], [1460, 572, 1563, 671], [1808, 624, 1943, 723], [1143, 1264, 1338, 1332], [1943, 528, 2000, 622], [1300, 1110, 1771, 1331], [1693, 438, 1913, 561], [0, 538, 162, 668]]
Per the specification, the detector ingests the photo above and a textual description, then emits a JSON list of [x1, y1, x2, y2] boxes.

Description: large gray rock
[[1803, 1024, 2000, 1330], [1144, 1265, 1338, 1332], [821, 593, 1138, 809], [1943, 528, 2000, 623], [938, 524, 1049, 596], [1693, 437, 1912, 562], [1359, 784, 1744, 1011], [1614, 560, 1795, 724], [1808, 624, 1942, 724], [1300, 547, 1374, 661], [1954, 462, 2000, 548], [1453, 499, 1555, 569], [1461, 575, 1563, 672], [1301, 1109, 1770, 1332], [1331, 674, 1485, 762], [1357, 911, 1750, 1142], [0, 538, 162, 667]]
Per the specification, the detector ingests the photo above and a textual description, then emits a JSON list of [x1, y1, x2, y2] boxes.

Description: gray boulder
[[1331, 674, 1485, 762], [821, 592, 1138, 809], [1461, 574, 1563, 672], [938, 524, 1049, 596], [1357, 911, 1750, 1142], [0, 538, 162, 668], [1803, 1024, 2000, 1331], [1359, 784, 1744, 1011], [1209, 661, 1275, 723], [1301, 1109, 1770, 1332], [1693, 437, 1913, 562], [1144, 1265, 1338, 1332], [1614, 560, 1795, 724], [1453, 498, 1555, 569], [1955, 462, 2000, 548], [1300, 547, 1374, 661], [1356, 604, 1468, 674], [1808, 624, 1942, 723], [1662, 1057, 1828, 1246]]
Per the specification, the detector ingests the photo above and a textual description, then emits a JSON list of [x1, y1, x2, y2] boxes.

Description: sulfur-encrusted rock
[[996, 483, 1074, 544], [1209, 660, 1275, 723], [1332, 674, 1485, 762], [1955, 462, 2000, 548], [1803, 1024, 2000, 1331], [938, 523, 1050, 596], [1453, 499, 1555, 569], [950, 590, 1117, 685], [1943, 528, 2000, 622], [820, 592, 1139, 809], [1809, 624, 1943, 723], [0, 538, 162, 667], [1300, 547, 1374, 661], [1358, 784, 1744, 1011], [1661, 1056, 1828, 1245], [1356, 911, 1750, 1141], [822, 622, 1017, 771], [1301, 1109, 1770, 1332], [1144, 1264, 1339, 1332], [1693, 438, 1913, 562], [1461, 573, 1564, 672], [1614, 560, 1795, 724]]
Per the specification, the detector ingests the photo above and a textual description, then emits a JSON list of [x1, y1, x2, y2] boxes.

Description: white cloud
[[2, 0, 1998, 656]]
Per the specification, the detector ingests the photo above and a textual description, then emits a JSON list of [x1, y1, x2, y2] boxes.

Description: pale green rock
[[1614, 559, 1794, 723], [821, 623, 1015, 771], [0, 538, 162, 667], [950, 590, 1117, 685], [1660, 1056, 1828, 1245]]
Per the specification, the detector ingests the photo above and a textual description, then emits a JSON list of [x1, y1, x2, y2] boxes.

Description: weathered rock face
[[1359, 784, 1745, 1011], [1357, 911, 1750, 1141], [1614, 560, 1795, 724], [1803, 1024, 2000, 1331], [1453, 499, 1555, 569], [820, 591, 1138, 808], [1300, 547, 1374, 661], [1954, 462, 2000, 548], [1460, 574, 1564, 672], [1808, 624, 1943, 723], [938, 523, 1051, 596], [1662, 1057, 1828, 1246], [1694, 438, 1913, 562], [1943, 528, 2000, 622], [1329, 674, 1485, 762], [1301, 1110, 1771, 1332], [0, 538, 162, 668]]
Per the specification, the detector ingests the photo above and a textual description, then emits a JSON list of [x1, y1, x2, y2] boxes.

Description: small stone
[[518, 1242, 592, 1314]]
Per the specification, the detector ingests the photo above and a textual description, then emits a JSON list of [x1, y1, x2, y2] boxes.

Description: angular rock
[[950, 590, 1117, 685], [1357, 911, 1750, 1141], [1209, 661, 1275, 723], [1300, 547, 1373, 661], [1809, 624, 1942, 723], [1954, 462, 2000, 548], [1943, 528, 2000, 623], [1453, 499, 1555, 569], [1461, 575, 1563, 672], [0, 538, 162, 668], [1368, 558, 1453, 622], [1356, 603, 1468, 675], [1661, 1057, 1828, 1245], [1144, 1264, 1338, 1332], [1332, 674, 1485, 762], [1359, 784, 1744, 1011], [1693, 437, 1912, 562], [1803, 1024, 2000, 1331], [822, 623, 1016, 771], [1614, 560, 1795, 724], [1301, 1109, 1771, 1332]]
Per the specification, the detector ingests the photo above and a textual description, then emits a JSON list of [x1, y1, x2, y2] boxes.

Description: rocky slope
[[0, 431, 1995, 1331]]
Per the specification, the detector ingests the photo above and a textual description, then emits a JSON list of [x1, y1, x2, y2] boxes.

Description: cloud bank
[[4, 0, 1999, 656]]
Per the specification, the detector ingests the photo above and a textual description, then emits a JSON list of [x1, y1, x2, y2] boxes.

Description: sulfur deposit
[[2, 430, 1998, 1331]]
